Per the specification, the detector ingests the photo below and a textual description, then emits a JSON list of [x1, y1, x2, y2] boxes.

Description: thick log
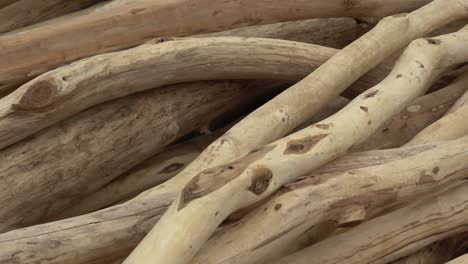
[[0, 0, 432, 86], [0, 0, 104, 34], [356, 69, 468, 150], [0, 80, 273, 232], [125, 5, 468, 260], [0, 133, 461, 264], [59, 129, 222, 218], [1, 17, 371, 94], [275, 182, 468, 264], [193, 135, 468, 264], [0, 37, 385, 150]]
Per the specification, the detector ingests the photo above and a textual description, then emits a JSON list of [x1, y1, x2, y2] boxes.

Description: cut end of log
[[18, 80, 59, 109]]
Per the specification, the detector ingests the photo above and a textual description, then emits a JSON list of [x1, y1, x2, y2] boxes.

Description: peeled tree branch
[[0, 0, 431, 86], [275, 182, 468, 264], [0, 37, 384, 150], [0, 80, 274, 232], [447, 254, 468, 264], [125, 13, 468, 264], [357, 69, 468, 150]]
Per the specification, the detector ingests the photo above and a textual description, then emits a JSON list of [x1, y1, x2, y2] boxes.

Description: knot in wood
[[248, 167, 273, 195]]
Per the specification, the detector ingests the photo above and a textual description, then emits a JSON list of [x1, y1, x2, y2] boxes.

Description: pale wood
[[0, 0, 104, 34], [447, 254, 468, 264], [0, 0, 432, 86], [126, 6, 468, 262], [356, 69, 468, 150], [193, 134, 468, 264], [59, 130, 222, 218], [0, 134, 459, 263], [407, 71, 468, 145], [0, 37, 385, 150], [0, 80, 272, 232], [275, 182, 468, 264]]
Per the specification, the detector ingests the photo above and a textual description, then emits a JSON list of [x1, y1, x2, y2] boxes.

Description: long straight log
[[0, 37, 385, 150], [0, 0, 430, 86], [0, 0, 104, 34], [126, 7, 468, 262], [275, 182, 468, 264], [0, 80, 273, 232]]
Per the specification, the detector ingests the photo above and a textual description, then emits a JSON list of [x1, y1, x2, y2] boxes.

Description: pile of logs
[[2, 0, 468, 263]]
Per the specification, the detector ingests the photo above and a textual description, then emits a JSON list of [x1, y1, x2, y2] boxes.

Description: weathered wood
[[0, 0, 432, 86], [0, 80, 273, 232], [275, 182, 468, 264], [193, 135, 468, 264], [125, 8, 468, 262], [356, 69, 468, 150], [58, 129, 223, 218], [0, 0, 104, 34], [0, 37, 385, 150], [0, 0, 17, 8], [0, 135, 461, 263], [447, 254, 468, 264]]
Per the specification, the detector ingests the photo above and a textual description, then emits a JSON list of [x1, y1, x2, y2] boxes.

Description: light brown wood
[[0, 0, 104, 34], [275, 182, 468, 264], [126, 4, 468, 262], [0, 0, 431, 86], [356, 69, 468, 150], [0, 37, 385, 150], [447, 254, 468, 264], [0, 0, 17, 8], [0, 134, 460, 264], [0, 80, 273, 232], [59, 129, 223, 218], [193, 135, 468, 264]]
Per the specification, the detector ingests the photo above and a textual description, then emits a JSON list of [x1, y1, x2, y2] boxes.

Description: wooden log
[[0, 0, 432, 86], [0, 133, 462, 264], [58, 129, 223, 218], [0, 80, 274, 232], [356, 69, 468, 150], [0, 0, 104, 34], [125, 8, 468, 262], [275, 182, 468, 264], [192, 135, 468, 264], [0, 37, 385, 150]]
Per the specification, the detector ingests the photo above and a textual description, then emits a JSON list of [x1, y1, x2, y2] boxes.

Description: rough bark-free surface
[[0, 0, 104, 34], [0, 37, 386, 150], [275, 182, 468, 264], [125, 9, 468, 262], [59, 130, 223, 218], [0, 135, 462, 264], [356, 69, 468, 150], [447, 254, 468, 264], [193, 135, 468, 264], [0, 0, 431, 86], [0, 80, 271, 232]]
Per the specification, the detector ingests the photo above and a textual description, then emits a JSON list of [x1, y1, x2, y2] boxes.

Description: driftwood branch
[[0, 80, 274, 232], [126, 7, 468, 262], [0, 0, 431, 86], [275, 182, 468, 264]]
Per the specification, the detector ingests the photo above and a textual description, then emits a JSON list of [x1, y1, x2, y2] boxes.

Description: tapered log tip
[[19, 80, 58, 109]]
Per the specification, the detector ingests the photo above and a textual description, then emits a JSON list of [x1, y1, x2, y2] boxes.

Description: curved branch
[[125, 5, 468, 263], [0, 37, 384, 150], [0, 0, 430, 85]]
